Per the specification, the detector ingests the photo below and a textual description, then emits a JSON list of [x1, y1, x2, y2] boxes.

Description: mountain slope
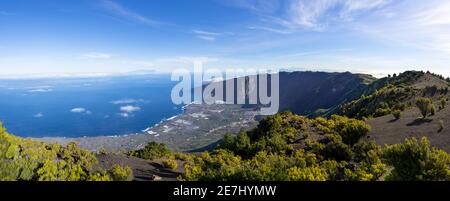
[[277, 71, 376, 115], [198, 70, 450, 153], [206, 71, 377, 115], [367, 105, 450, 152], [325, 71, 450, 151], [181, 112, 450, 181], [335, 71, 450, 119]]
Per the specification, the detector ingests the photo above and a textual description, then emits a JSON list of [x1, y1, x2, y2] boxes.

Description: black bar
[[1, 182, 449, 200]]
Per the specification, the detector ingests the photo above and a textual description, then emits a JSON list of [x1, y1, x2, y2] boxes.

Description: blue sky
[[1, 0, 450, 77]]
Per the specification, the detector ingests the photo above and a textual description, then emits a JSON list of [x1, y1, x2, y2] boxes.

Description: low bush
[[108, 165, 133, 181], [162, 158, 179, 170], [383, 137, 450, 181], [129, 142, 171, 160], [392, 110, 402, 120], [438, 120, 444, 133], [416, 98, 433, 118]]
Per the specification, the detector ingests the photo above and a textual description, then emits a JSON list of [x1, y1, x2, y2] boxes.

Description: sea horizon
[[0, 73, 183, 138]]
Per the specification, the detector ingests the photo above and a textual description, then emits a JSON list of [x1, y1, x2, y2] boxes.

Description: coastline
[[36, 103, 260, 152]]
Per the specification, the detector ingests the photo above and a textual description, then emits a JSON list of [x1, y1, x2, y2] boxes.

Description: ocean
[[0, 74, 182, 138]]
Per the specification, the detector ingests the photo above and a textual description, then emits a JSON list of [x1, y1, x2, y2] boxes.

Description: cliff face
[[277, 71, 376, 115], [203, 71, 377, 116]]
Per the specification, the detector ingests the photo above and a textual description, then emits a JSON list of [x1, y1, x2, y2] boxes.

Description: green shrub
[[98, 147, 107, 155], [393, 103, 406, 111], [287, 166, 327, 181], [129, 142, 170, 160], [416, 98, 433, 118], [302, 132, 310, 139], [87, 172, 111, 181], [331, 115, 371, 146], [183, 149, 242, 181], [219, 133, 236, 150], [180, 112, 450, 182], [0, 121, 132, 181], [383, 137, 450, 181], [162, 158, 178, 170], [321, 140, 353, 161], [174, 152, 193, 161], [440, 98, 447, 109], [430, 104, 436, 116], [109, 165, 133, 181], [392, 110, 401, 120], [438, 120, 444, 133], [0, 122, 102, 181], [375, 107, 391, 117]]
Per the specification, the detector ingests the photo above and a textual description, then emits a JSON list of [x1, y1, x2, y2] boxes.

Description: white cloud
[[192, 29, 229, 41], [248, 26, 293, 34], [228, 0, 392, 32], [119, 113, 130, 118], [192, 29, 235, 41], [341, 0, 391, 17], [225, 0, 450, 57], [410, 1, 450, 26], [351, 0, 450, 55], [120, 105, 141, 113], [119, 105, 140, 118], [219, 0, 280, 14], [196, 35, 217, 41], [82, 52, 112, 59], [192, 30, 222, 36], [34, 112, 44, 118], [71, 108, 86, 113], [283, 0, 391, 31], [70, 108, 92, 114], [111, 98, 144, 105], [285, 0, 338, 30], [28, 88, 53, 93], [26, 85, 53, 93], [98, 0, 163, 26]]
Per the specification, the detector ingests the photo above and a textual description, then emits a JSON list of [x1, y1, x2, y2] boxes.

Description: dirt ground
[[367, 105, 450, 152], [95, 153, 184, 181]]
